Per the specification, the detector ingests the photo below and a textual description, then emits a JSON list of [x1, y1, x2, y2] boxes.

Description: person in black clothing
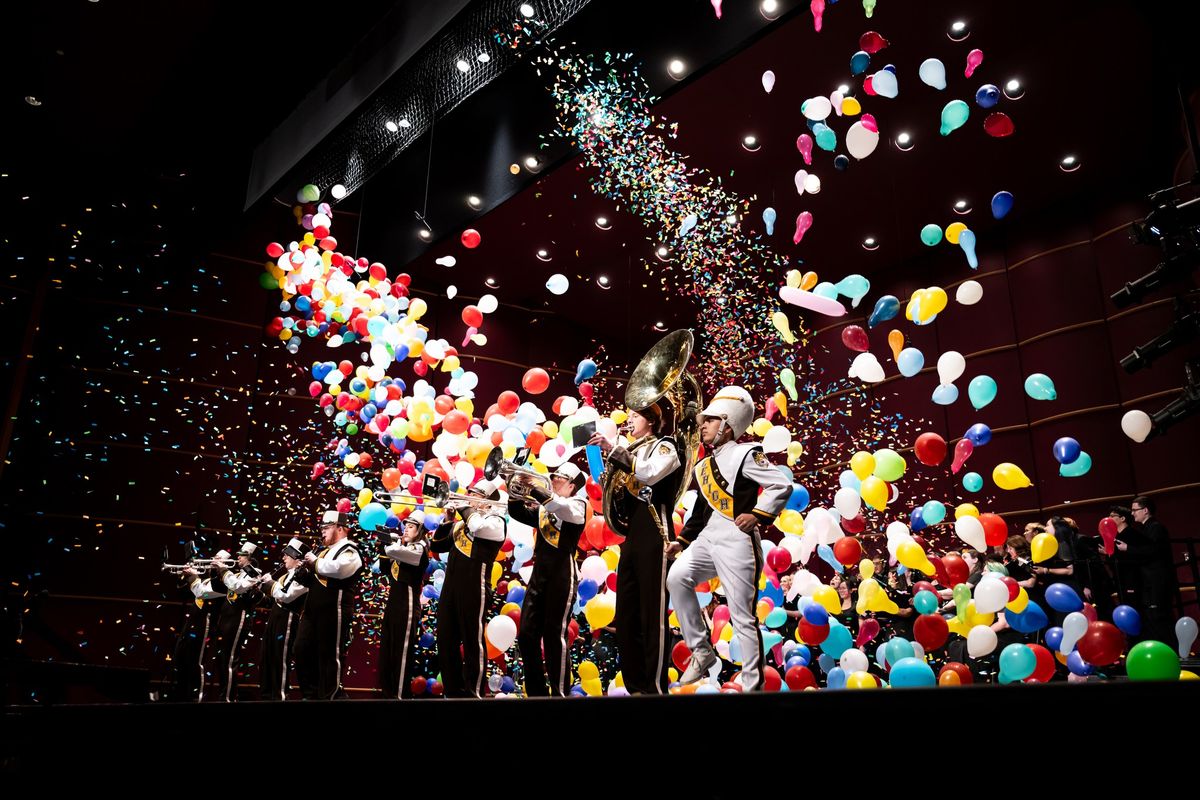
[[1108, 505, 1148, 612], [589, 402, 683, 695], [258, 538, 309, 701], [509, 461, 588, 697], [207, 542, 263, 702], [294, 510, 364, 700], [1131, 495, 1177, 641], [431, 480, 506, 698], [379, 511, 431, 699], [174, 558, 225, 702]]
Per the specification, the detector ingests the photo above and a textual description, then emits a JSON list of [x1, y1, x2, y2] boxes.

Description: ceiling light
[[467, 195, 483, 210], [385, 120, 399, 133], [456, 60, 470, 73], [1004, 78, 1025, 100], [948, 20, 970, 41], [331, 184, 348, 200], [595, 216, 612, 230], [519, 3, 535, 18], [1059, 154, 1081, 173], [742, 134, 761, 152], [536, 248, 552, 261], [668, 59, 686, 80], [895, 131, 914, 151], [862, 237, 879, 251], [760, 0, 782, 20]]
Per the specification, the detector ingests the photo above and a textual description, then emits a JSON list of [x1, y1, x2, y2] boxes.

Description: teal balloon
[[814, 123, 838, 152], [967, 375, 997, 410], [1059, 451, 1092, 477], [868, 295, 900, 327], [813, 281, 838, 299], [913, 590, 939, 615], [963, 472, 983, 492], [897, 347, 924, 377], [850, 50, 871, 76], [820, 621, 853, 659], [998, 643, 1037, 684], [920, 224, 943, 246], [932, 383, 959, 405], [1024, 372, 1057, 401], [890, 657, 936, 688], [940, 99, 970, 135], [765, 607, 788, 628], [959, 229, 978, 269], [921, 500, 946, 525], [836, 274, 871, 308], [884, 637, 916, 666]]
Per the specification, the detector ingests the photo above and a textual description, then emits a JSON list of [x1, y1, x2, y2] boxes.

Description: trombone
[[484, 446, 552, 502], [375, 474, 508, 514]]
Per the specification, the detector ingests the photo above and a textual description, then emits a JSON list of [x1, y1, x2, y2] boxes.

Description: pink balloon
[[965, 49, 984, 78], [793, 211, 814, 244], [951, 438, 974, 474], [462, 326, 477, 347], [796, 134, 814, 166], [810, 0, 825, 32], [779, 286, 847, 317], [860, 113, 879, 133], [855, 617, 881, 648], [764, 396, 779, 422], [841, 325, 870, 353]]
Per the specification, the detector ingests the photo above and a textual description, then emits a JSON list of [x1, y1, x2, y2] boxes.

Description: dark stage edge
[[4, 682, 1197, 783]]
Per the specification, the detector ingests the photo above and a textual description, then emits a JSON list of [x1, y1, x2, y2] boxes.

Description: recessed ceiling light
[[536, 248, 552, 261], [485, 277, 500, 288], [1059, 154, 1081, 173], [418, 228, 432, 241], [954, 199, 972, 214], [519, 3, 535, 18], [331, 184, 348, 200], [467, 195, 483, 210], [509, 163, 521, 174], [385, 120, 399, 133], [895, 131, 914, 151], [596, 275, 612, 289], [862, 236, 880, 251], [595, 216, 612, 230], [456, 59, 470, 73], [653, 321, 668, 331], [741, 134, 761, 152], [668, 59, 686, 80], [24, 96, 43, 107], [655, 245, 670, 261], [399, 118, 411, 128], [524, 155, 543, 173], [948, 20, 970, 41], [760, 0, 782, 20], [1004, 78, 1025, 100]]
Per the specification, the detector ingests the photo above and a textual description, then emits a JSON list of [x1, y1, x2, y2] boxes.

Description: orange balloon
[[800, 271, 819, 291], [888, 329, 904, 362], [442, 410, 470, 435], [522, 368, 550, 394], [422, 460, 449, 483], [434, 394, 455, 415], [381, 468, 401, 491], [526, 427, 547, 455]]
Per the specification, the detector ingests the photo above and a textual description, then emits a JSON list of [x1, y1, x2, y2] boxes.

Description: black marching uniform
[[379, 534, 430, 699], [210, 563, 263, 702], [432, 508, 505, 698], [605, 434, 683, 695], [294, 538, 364, 699], [259, 568, 309, 701], [509, 488, 587, 697], [175, 575, 224, 702]]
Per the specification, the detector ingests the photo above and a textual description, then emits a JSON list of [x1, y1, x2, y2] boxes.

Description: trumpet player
[[207, 542, 262, 702], [431, 479, 506, 698], [258, 538, 309, 701], [379, 511, 430, 699], [666, 387, 791, 691], [177, 551, 228, 702], [589, 402, 682, 695], [294, 510, 364, 700], [508, 461, 588, 697]]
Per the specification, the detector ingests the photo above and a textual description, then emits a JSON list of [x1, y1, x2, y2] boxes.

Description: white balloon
[[955, 516, 987, 551], [845, 121, 880, 160], [1175, 616, 1198, 658], [872, 69, 899, 98], [840, 648, 869, 673], [1061, 612, 1090, 654], [848, 352, 886, 383], [794, 169, 809, 195], [580, 555, 610, 584], [974, 577, 1009, 614], [435, 255, 457, 267], [546, 274, 569, 295], [485, 615, 517, 651], [446, 285, 458, 299], [918, 57, 947, 90], [478, 293, 499, 314], [829, 90, 844, 116], [955, 280, 983, 305], [967, 625, 998, 658], [834, 487, 861, 519], [761, 70, 776, 93], [937, 350, 966, 384], [802, 96, 833, 121], [1121, 409, 1152, 443], [558, 396, 579, 416], [803, 173, 822, 194], [762, 425, 791, 453]]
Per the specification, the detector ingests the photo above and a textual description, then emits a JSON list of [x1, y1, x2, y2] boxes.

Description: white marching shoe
[[679, 649, 719, 685]]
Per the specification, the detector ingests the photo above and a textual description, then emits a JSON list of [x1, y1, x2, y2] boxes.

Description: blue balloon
[[850, 50, 871, 76], [921, 500, 947, 525], [1045, 626, 1064, 652], [975, 84, 1001, 108], [506, 586, 526, 606], [838, 470, 862, 491], [932, 383, 959, 405], [967, 375, 997, 410], [963, 472, 984, 492], [909, 507, 927, 532], [1053, 437, 1081, 465], [868, 295, 900, 328], [786, 483, 810, 512], [1006, 600, 1049, 634], [897, 347, 925, 377], [817, 543, 844, 574], [890, 657, 936, 688], [577, 578, 598, 602], [834, 154, 850, 171], [785, 655, 807, 672], [1059, 451, 1092, 477], [965, 423, 992, 446], [1112, 605, 1142, 636], [760, 579, 785, 608], [762, 206, 777, 236], [575, 358, 597, 385], [794, 644, 811, 665], [1067, 649, 1094, 676], [991, 190, 1014, 219], [817, 653, 836, 674], [813, 281, 838, 300], [1044, 583, 1084, 613], [803, 604, 830, 625], [826, 666, 847, 689]]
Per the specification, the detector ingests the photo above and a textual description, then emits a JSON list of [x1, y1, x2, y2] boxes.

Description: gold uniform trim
[[695, 456, 736, 520]]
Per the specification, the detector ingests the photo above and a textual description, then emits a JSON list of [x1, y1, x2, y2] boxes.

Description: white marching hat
[[404, 511, 426, 527], [238, 542, 258, 556], [699, 386, 755, 438]]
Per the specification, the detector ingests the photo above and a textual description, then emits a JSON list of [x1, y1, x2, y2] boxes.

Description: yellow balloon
[[955, 502, 980, 519], [577, 660, 600, 681], [947, 617, 969, 637], [945, 222, 968, 245], [859, 559, 875, 580], [669, 610, 680, 628], [542, 420, 559, 439], [613, 671, 625, 688], [771, 311, 797, 344], [455, 397, 475, 416], [409, 298, 428, 320], [775, 509, 804, 536], [857, 577, 879, 615], [850, 451, 876, 480], [465, 439, 491, 468], [1006, 587, 1029, 613], [720, 623, 735, 642], [870, 592, 900, 615], [441, 355, 461, 372], [773, 391, 789, 420], [887, 329, 904, 362], [966, 602, 995, 628], [786, 441, 805, 466], [753, 418, 773, 438], [490, 561, 502, 588], [1031, 532, 1059, 564], [897, 540, 936, 575], [813, 585, 842, 615], [356, 487, 373, 509], [611, 409, 628, 425], [786, 269, 803, 288], [584, 594, 616, 629], [846, 671, 878, 689], [993, 462, 1033, 490], [601, 548, 620, 571], [407, 338, 424, 358], [860, 476, 888, 510], [841, 96, 863, 116], [500, 602, 520, 616], [926, 287, 948, 315], [1180, 670, 1199, 681], [582, 678, 603, 697], [302, 232, 315, 246]]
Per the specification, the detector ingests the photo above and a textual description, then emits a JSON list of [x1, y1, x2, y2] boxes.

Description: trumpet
[[484, 446, 552, 501], [161, 558, 236, 574]]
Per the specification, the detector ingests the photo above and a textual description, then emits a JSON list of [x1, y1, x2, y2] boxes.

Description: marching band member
[[179, 552, 227, 702], [294, 510, 364, 700], [590, 403, 682, 694], [208, 542, 262, 702], [379, 511, 430, 699], [258, 538, 309, 701], [508, 461, 588, 697], [666, 387, 791, 691], [432, 480, 506, 698]]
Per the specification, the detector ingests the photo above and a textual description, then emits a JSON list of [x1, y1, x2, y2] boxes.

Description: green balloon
[[920, 224, 944, 246], [299, 183, 321, 202], [346, 423, 360, 436], [872, 448, 906, 481], [940, 99, 970, 135], [259, 272, 279, 290], [1126, 640, 1181, 681]]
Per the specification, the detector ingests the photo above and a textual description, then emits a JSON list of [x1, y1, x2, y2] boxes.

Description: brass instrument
[[162, 558, 237, 574], [376, 474, 508, 514], [602, 329, 704, 537], [484, 446, 553, 502]]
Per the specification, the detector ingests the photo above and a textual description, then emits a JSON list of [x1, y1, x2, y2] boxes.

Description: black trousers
[[259, 606, 300, 701], [518, 553, 579, 697], [211, 604, 251, 702], [380, 582, 421, 699], [437, 560, 490, 698], [615, 516, 671, 694], [172, 604, 218, 702], [294, 588, 353, 700]]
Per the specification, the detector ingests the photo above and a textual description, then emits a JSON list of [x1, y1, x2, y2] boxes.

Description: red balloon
[[522, 368, 550, 395], [833, 536, 862, 566], [983, 112, 1015, 138], [1025, 644, 1056, 684], [526, 428, 547, 455], [840, 513, 866, 534], [938, 662, 973, 686], [1081, 603, 1098, 623], [913, 432, 947, 466], [266, 242, 285, 258], [461, 228, 481, 248], [941, 553, 970, 588], [784, 665, 817, 691], [461, 305, 483, 328], [762, 666, 782, 692], [721, 681, 744, 693], [1098, 517, 1118, 556], [840, 325, 870, 353], [410, 676, 427, 695], [442, 409, 470, 435], [798, 619, 830, 645], [767, 547, 792, 573], [1077, 621, 1124, 666], [913, 613, 950, 651], [1000, 575, 1019, 602], [855, 617, 881, 648], [951, 438, 974, 474], [912, 580, 938, 598], [497, 390, 520, 415], [578, 382, 595, 406], [583, 517, 608, 550], [978, 513, 1009, 547], [672, 640, 691, 672]]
